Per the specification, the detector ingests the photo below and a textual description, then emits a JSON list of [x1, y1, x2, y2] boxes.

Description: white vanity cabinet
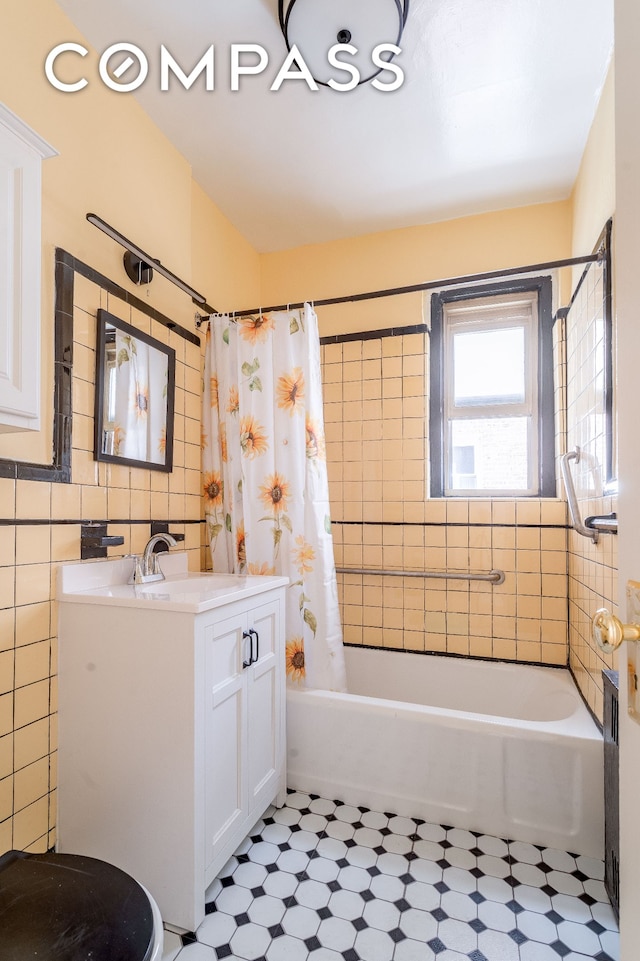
[[56, 560, 288, 932]]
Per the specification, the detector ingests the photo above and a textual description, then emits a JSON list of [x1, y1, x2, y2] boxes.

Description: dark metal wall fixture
[[278, 0, 410, 87], [80, 523, 125, 560], [86, 213, 217, 313], [123, 250, 153, 287], [79, 520, 187, 560], [150, 519, 186, 549]]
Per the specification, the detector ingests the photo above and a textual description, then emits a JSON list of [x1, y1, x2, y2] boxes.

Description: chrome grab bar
[[584, 512, 618, 535], [335, 567, 505, 585], [559, 447, 598, 543]]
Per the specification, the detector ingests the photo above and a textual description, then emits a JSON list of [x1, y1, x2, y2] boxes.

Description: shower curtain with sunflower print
[[202, 304, 347, 693]]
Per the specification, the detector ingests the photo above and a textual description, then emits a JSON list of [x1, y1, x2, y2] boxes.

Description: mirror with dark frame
[[94, 308, 176, 472]]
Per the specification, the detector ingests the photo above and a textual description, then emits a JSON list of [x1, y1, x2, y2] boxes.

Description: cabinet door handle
[[242, 630, 252, 669], [250, 629, 259, 664]]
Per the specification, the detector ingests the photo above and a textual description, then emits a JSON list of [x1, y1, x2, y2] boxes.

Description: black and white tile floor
[[162, 791, 619, 961]]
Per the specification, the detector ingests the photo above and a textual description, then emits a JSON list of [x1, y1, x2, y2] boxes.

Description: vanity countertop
[[58, 553, 288, 614]]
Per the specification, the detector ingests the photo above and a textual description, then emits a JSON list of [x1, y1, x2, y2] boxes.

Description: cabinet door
[[204, 610, 248, 871], [0, 106, 55, 432], [246, 598, 282, 816]]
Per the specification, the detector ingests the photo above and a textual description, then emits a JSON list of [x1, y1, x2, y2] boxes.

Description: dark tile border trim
[[0, 517, 204, 526], [320, 323, 428, 346], [69, 250, 200, 347], [333, 520, 570, 529], [343, 641, 568, 672], [0, 247, 200, 485], [0, 254, 74, 483]]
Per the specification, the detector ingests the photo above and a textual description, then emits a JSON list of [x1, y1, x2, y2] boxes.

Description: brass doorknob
[[592, 608, 640, 653]]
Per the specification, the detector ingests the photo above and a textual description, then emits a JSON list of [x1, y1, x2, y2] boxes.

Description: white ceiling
[[54, 0, 614, 253]]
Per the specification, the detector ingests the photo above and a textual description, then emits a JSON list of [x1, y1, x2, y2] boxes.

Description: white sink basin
[[58, 554, 288, 613], [136, 574, 247, 595]]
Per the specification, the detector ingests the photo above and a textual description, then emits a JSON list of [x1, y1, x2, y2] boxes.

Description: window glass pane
[[453, 326, 525, 406], [449, 417, 530, 491]]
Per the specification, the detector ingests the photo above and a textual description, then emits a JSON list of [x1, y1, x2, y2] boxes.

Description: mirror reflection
[[94, 309, 175, 472]]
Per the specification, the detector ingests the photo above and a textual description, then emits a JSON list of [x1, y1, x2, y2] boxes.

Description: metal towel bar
[[335, 567, 505, 585], [559, 447, 599, 543]]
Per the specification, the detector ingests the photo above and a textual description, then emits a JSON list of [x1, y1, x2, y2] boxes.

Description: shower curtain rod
[[194, 251, 602, 327]]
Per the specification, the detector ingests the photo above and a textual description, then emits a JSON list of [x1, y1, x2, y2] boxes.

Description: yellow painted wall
[[0, 0, 260, 853], [571, 61, 615, 255], [261, 201, 573, 337], [191, 180, 261, 314], [0, 0, 260, 466]]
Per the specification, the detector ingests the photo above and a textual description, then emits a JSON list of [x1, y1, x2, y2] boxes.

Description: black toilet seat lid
[[0, 850, 155, 961]]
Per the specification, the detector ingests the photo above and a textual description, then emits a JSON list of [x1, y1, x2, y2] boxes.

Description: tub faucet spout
[[130, 533, 178, 584]]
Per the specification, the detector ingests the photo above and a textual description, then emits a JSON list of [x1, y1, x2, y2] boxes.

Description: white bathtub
[[286, 646, 604, 858]]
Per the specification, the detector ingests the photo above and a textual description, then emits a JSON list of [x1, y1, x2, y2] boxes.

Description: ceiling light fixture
[[278, 0, 410, 87], [86, 213, 208, 306]]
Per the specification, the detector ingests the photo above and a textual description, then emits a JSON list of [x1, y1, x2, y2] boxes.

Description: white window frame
[[442, 291, 540, 497], [429, 276, 556, 499]]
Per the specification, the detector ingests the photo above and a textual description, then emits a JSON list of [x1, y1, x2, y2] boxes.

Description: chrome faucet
[[129, 533, 178, 585]]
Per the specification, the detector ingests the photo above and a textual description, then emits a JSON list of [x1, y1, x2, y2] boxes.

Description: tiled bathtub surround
[[567, 528, 617, 723], [564, 244, 618, 723], [321, 333, 570, 667], [0, 263, 203, 855], [163, 790, 619, 961]]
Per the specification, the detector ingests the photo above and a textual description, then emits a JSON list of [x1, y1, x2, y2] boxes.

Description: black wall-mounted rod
[[195, 251, 603, 327], [87, 213, 216, 311]]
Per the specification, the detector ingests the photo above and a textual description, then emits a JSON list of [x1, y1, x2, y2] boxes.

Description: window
[[429, 277, 555, 498]]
